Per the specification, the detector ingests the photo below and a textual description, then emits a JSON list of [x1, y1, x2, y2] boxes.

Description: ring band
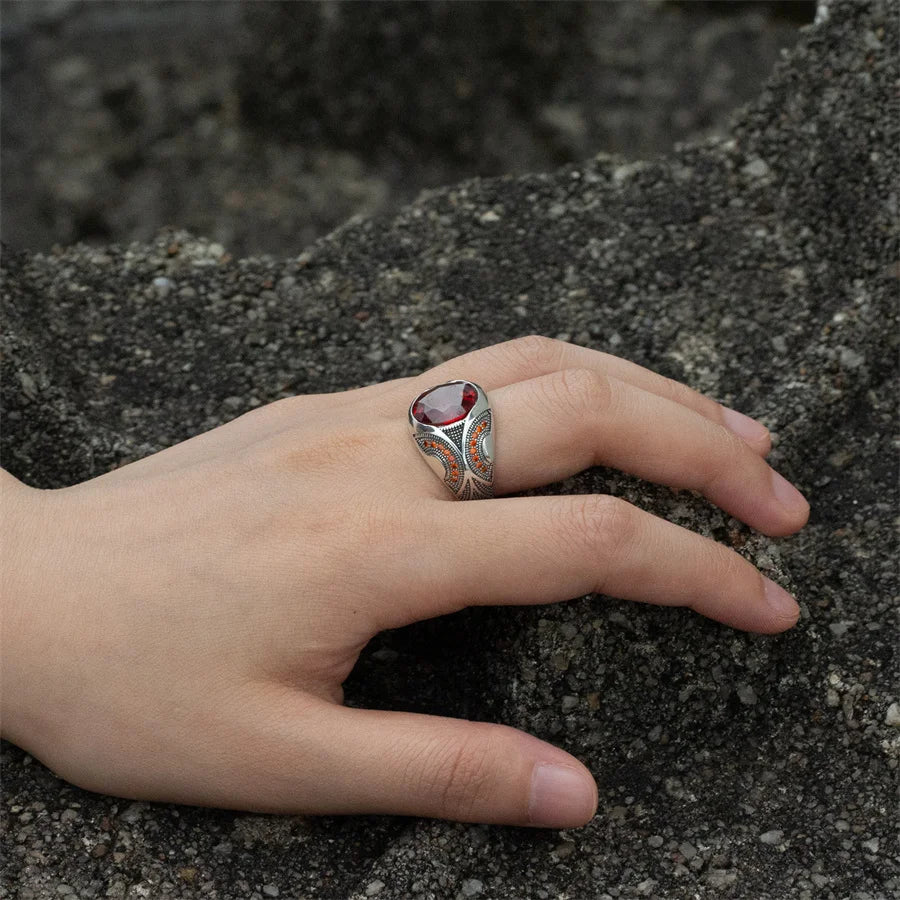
[[409, 380, 494, 500]]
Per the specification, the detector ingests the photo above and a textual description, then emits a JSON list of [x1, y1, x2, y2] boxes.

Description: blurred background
[[1, 0, 814, 257]]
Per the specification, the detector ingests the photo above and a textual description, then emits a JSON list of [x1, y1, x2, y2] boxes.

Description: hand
[[0, 336, 808, 828]]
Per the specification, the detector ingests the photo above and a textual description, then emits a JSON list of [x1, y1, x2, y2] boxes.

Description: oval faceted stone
[[412, 381, 478, 426]]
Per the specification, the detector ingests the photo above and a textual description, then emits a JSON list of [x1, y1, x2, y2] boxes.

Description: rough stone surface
[[1, 2, 898, 899], [0, 0, 808, 256]]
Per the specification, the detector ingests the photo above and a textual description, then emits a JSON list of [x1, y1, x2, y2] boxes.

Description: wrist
[[1, 471, 56, 748]]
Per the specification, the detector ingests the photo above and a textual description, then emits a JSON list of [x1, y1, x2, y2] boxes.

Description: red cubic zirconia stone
[[412, 382, 478, 426]]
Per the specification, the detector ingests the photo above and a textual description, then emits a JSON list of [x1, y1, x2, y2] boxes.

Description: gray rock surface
[[0, 0, 807, 256], [1, 1, 897, 899]]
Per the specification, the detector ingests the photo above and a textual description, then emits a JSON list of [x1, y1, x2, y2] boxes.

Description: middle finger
[[489, 368, 809, 537]]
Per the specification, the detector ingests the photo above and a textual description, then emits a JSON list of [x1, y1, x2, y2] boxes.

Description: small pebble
[[366, 882, 385, 897], [461, 879, 484, 897], [885, 702, 900, 726], [737, 684, 757, 706], [705, 870, 737, 888], [152, 276, 174, 297], [742, 157, 771, 178], [119, 803, 143, 824], [760, 829, 784, 845]]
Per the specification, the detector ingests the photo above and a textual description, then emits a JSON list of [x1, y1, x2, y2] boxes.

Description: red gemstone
[[412, 382, 478, 426]]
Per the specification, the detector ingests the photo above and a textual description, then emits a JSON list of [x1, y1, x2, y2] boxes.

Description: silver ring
[[409, 379, 494, 500]]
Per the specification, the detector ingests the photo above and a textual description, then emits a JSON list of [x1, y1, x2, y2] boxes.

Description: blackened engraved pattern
[[415, 434, 465, 496], [441, 421, 466, 450], [471, 479, 494, 500], [464, 409, 493, 483]]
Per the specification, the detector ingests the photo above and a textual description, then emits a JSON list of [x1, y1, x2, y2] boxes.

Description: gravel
[[1, 1, 897, 898]]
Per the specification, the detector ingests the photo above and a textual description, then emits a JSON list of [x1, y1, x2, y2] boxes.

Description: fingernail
[[763, 576, 800, 621], [529, 763, 597, 828], [722, 407, 769, 445], [771, 470, 809, 513]]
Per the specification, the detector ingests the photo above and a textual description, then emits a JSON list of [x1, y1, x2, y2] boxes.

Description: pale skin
[[0, 336, 809, 828]]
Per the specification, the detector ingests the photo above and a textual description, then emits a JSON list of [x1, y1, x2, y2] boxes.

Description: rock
[[1, 2, 806, 256], [760, 829, 785, 845], [461, 879, 484, 897], [0, 2, 896, 899]]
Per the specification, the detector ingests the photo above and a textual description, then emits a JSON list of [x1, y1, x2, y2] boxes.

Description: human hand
[[1, 336, 808, 828]]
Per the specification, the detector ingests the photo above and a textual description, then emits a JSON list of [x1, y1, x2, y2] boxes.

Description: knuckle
[[566, 494, 635, 564], [700, 425, 749, 489], [663, 376, 700, 410], [667, 377, 719, 421], [706, 540, 747, 585], [426, 725, 499, 820], [507, 334, 563, 370], [546, 367, 614, 418], [688, 541, 748, 615]]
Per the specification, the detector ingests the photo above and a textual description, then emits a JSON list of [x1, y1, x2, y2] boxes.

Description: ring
[[409, 380, 494, 500]]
